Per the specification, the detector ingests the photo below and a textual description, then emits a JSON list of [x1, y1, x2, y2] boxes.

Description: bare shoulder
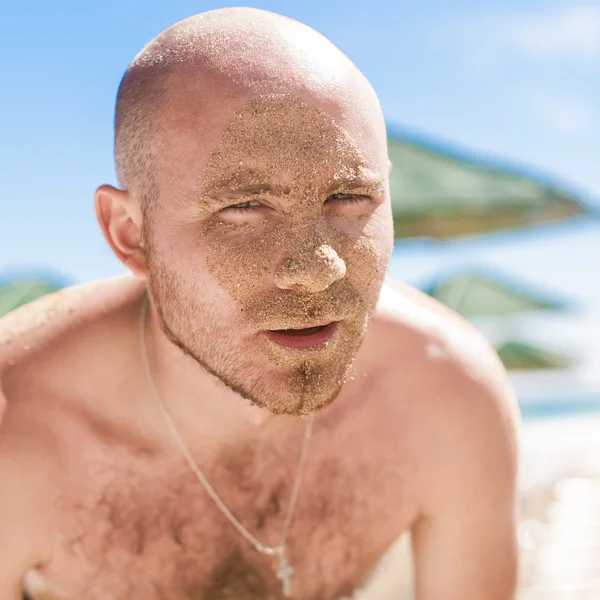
[[0, 274, 145, 370], [0, 273, 146, 451], [368, 278, 521, 506], [0, 271, 144, 466], [369, 277, 521, 434], [0, 274, 146, 583]]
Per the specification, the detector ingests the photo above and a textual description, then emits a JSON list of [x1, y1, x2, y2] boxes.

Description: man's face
[[143, 92, 394, 416]]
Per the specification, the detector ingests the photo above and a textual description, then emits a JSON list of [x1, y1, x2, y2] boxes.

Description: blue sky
[[1, 0, 598, 394]]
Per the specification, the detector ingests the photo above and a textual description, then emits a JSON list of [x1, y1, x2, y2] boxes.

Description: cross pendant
[[275, 547, 294, 597]]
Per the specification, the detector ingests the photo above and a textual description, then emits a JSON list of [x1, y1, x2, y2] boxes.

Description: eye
[[220, 200, 263, 213], [327, 193, 372, 204]]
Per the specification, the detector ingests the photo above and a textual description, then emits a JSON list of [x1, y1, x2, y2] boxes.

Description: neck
[[139, 291, 284, 451]]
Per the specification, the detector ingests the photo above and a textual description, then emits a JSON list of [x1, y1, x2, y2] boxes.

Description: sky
[[1, 0, 599, 396]]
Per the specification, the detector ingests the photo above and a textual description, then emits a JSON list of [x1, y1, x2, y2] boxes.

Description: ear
[[388, 159, 393, 175], [95, 184, 148, 278]]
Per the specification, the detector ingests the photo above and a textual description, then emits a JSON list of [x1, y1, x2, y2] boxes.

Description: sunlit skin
[[143, 94, 393, 416], [0, 7, 519, 600]]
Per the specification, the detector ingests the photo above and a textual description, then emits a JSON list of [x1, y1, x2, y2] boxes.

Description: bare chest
[[37, 422, 417, 600]]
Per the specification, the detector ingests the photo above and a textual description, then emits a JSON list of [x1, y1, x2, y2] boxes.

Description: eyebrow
[[211, 181, 293, 198], [201, 171, 384, 202], [322, 172, 385, 195]]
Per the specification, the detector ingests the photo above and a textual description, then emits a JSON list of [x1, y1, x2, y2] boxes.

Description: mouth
[[264, 322, 339, 349]]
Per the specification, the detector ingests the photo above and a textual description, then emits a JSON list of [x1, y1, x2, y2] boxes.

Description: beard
[[144, 239, 370, 417]]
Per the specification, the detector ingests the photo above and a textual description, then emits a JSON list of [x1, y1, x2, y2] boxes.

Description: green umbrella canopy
[[495, 340, 575, 370], [420, 269, 572, 318], [387, 130, 590, 239], [0, 276, 67, 318]]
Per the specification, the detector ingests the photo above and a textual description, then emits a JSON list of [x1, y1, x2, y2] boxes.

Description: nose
[[274, 243, 347, 293]]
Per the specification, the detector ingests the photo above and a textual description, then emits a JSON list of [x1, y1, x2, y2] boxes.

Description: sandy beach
[[517, 414, 600, 599]]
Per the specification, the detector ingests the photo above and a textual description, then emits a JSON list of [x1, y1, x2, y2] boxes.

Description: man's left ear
[[388, 159, 393, 175]]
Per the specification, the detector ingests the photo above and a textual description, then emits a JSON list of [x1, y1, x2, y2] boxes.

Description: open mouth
[[264, 322, 338, 349]]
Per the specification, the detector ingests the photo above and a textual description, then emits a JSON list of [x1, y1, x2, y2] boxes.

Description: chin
[[245, 363, 349, 417], [251, 390, 341, 418]]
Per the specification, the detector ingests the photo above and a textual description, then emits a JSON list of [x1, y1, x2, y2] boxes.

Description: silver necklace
[[138, 293, 314, 597]]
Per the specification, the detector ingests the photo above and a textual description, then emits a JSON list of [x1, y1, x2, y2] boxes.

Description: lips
[[264, 322, 338, 349]]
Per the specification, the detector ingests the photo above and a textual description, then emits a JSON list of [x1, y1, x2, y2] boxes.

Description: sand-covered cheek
[[330, 228, 386, 293], [199, 217, 385, 304], [197, 220, 282, 299]]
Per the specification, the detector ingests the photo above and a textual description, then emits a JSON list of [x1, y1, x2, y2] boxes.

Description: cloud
[[444, 6, 600, 137], [464, 5, 600, 63]]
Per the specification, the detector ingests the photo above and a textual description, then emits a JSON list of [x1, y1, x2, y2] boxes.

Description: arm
[[0, 400, 55, 599], [0, 448, 31, 597], [411, 356, 520, 600]]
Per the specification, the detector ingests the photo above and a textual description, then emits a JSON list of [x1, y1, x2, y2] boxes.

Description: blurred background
[[1, 1, 599, 597]]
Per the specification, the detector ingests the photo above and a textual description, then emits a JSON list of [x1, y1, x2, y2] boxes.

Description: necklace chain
[[138, 293, 314, 562]]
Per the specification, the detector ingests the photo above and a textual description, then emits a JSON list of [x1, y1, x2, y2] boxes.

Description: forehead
[[201, 95, 379, 192], [156, 84, 386, 195]]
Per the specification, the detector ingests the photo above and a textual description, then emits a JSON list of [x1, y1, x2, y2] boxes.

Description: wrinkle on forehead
[[196, 94, 385, 206], [156, 78, 387, 186]]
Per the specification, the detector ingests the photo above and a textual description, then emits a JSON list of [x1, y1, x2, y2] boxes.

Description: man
[[0, 7, 520, 600]]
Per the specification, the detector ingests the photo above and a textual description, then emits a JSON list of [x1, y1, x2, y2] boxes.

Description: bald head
[[101, 8, 394, 416], [114, 7, 385, 206]]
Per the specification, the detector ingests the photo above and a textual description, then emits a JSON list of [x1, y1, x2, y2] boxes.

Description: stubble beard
[[143, 242, 361, 417]]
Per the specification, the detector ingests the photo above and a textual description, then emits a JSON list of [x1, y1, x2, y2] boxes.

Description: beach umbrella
[[495, 340, 575, 370], [419, 269, 577, 371], [388, 131, 589, 239], [0, 277, 65, 317], [420, 269, 571, 318]]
